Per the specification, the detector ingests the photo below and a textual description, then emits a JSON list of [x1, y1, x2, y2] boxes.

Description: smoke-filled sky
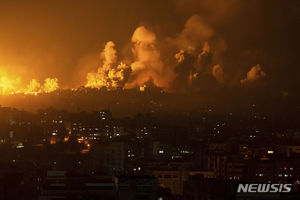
[[0, 0, 299, 95]]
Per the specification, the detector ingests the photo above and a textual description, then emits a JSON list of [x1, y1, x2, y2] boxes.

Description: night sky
[[0, 0, 299, 96]]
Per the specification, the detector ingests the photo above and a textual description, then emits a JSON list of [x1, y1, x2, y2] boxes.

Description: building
[[89, 142, 125, 174], [149, 169, 216, 195], [39, 171, 116, 200], [183, 175, 235, 200], [117, 175, 158, 200]]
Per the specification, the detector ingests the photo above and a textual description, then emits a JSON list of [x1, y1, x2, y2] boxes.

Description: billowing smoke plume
[[103, 41, 117, 66], [195, 41, 213, 72], [84, 21, 216, 91], [125, 26, 175, 89], [212, 64, 225, 83], [171, 41, 220, 92], [168, 15, 226, 92], [83, 15, 269, 92], [86, 41, 130, 90], [81, 15, 230, 92], [240, 64, 266, 84], [171, 15, 215, 53]]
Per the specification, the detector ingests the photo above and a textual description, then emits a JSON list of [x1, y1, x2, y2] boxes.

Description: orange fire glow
[[85, 41, 130, 90], [0, 75, 59, 96]]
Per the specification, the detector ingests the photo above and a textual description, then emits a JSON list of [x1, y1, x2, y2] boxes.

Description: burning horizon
[[0, 0, 296, 120], [0, 16, 268, 96], [0, 0, 297, 97], [0, 67, 59, 95]]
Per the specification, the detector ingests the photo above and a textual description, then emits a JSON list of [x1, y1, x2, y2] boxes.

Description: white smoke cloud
[[86, 41, 130, 89], [102, 41, 117, 68], [125, 26, 175, 89], [83, 15, 230, 91]]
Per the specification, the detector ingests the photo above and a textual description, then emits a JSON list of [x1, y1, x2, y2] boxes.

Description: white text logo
[[237, 184, 292, 193]]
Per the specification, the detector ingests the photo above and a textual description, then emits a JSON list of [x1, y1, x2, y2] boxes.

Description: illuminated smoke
[[212, 64, 224, 83], [175, 50, 185, 63], [198, 41, 211, 62], [83, 16, 224, 91], [168, 14, 225, 91], [125, 26, 175, 89], [0, 16, 220, 95], [86, 41, 130, 90], [171, 15, 215, 52], [103, 41, 117, 66], [196, 41, 212, 71], [0, 11, 273, 95], [201, 42, 211, 55], [171, 41, 215, 92], [240, 64, 266, 84], [171, 50, 195, 92]]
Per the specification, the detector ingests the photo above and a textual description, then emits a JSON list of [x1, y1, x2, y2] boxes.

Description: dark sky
[[0, 0, 298, 94]]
